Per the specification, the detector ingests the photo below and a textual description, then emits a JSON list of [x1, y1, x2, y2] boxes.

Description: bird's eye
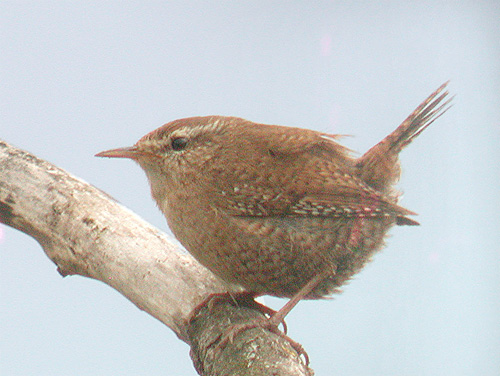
[[171, 137, 189, 151]]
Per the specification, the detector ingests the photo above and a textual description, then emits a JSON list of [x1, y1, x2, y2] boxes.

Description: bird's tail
[[357, 82, 453, 192]]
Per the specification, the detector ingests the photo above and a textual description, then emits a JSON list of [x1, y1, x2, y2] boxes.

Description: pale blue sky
[[1, 2, 499, 375]]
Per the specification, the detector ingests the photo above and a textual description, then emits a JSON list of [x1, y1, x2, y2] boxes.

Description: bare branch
[[0, 140, 313, 375]]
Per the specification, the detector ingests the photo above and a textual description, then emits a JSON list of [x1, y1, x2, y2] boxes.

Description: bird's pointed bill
[[95, 146, 140, 159]]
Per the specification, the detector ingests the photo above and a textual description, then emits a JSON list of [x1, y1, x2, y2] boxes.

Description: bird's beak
[[95, 146, 141, 159]]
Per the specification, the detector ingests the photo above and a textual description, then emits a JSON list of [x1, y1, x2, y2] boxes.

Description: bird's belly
[[174, 212, 396, 299]]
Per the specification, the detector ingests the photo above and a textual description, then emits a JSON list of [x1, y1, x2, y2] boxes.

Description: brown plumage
[[97, 82, 451, 319]]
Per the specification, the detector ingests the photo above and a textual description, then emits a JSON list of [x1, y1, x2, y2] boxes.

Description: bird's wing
[[206, 131, 417, 223]]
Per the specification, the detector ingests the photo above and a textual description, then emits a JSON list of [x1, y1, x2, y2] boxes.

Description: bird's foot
[[189, 291, 287, 333], [191, 292, 306, 362], [215, 316, 309, 365]]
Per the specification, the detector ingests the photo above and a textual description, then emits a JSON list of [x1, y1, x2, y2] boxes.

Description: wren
[[97, 83, 451, 337]]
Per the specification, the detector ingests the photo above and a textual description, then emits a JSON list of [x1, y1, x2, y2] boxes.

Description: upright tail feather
[[357, 82, 453, 192]]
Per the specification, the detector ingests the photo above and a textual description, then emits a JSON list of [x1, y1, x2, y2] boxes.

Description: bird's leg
[[229, 291, 288, 333], [215, 271, 329, 365], [267, 271, 327, 328], [189, 290, 284, 323]]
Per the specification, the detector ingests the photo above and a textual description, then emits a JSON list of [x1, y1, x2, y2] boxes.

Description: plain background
[[1, 1, 499, 375]]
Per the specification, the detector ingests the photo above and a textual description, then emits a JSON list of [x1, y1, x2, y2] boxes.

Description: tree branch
[[0, 140, 313, 375]]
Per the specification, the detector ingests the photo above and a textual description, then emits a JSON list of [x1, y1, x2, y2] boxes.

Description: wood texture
[[0, 140, 313, 375]]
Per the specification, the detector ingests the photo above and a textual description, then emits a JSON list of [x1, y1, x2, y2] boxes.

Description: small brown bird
[[97, 83, 451, 343]]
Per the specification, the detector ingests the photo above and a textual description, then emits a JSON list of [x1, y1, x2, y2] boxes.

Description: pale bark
[[0, 140, 313, 376]]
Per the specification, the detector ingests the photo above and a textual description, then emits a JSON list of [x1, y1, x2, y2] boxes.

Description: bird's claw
[[212, 317, 309, 365]]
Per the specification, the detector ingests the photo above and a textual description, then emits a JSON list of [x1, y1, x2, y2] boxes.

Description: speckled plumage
[[98, 83, 451, 301]]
